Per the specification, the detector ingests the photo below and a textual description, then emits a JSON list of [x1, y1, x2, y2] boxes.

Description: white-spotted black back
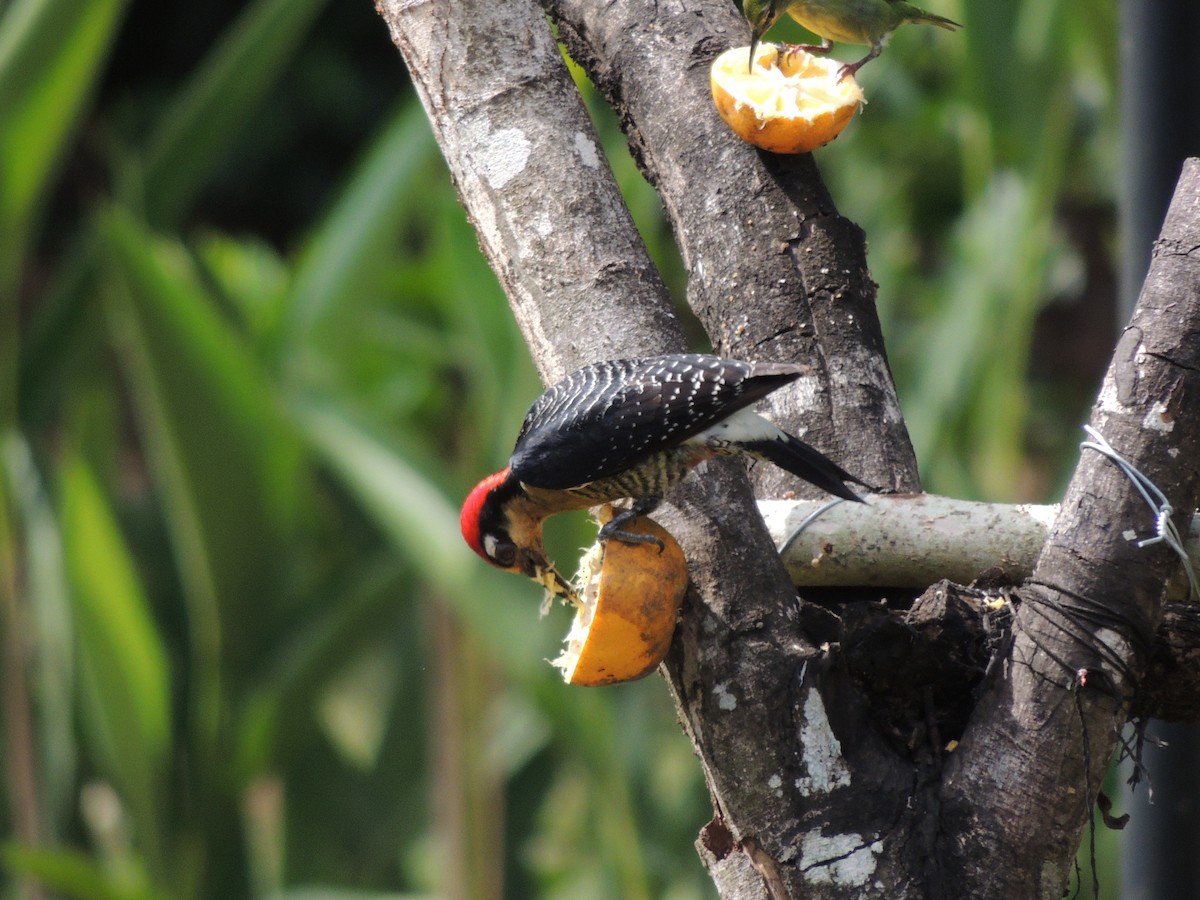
[[508, 354, 802, 490]]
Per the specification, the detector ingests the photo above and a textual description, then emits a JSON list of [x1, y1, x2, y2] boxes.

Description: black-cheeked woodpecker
[[460, 354, 866, 594]]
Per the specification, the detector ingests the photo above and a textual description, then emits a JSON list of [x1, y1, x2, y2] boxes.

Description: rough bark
[[541, 0, 918, 497], [376, 0, 1200, 896], [937, 160, 1200, 894], [374, 0, 683, 377], [377, 10, 840, 897], [530, 3, 924, 895]]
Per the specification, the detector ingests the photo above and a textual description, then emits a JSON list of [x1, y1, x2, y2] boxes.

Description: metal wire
[[778, 496, 853, 559], [1079, 425, 1199, 600]]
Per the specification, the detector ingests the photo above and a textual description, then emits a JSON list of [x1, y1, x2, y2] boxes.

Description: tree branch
[[529, 5, 930, 895], [378, 0, 1200, 895], [379, 8, 837, 895], [541, 0, 919, 494], [761, 495, 1200, 599], [375, 0, 684, 378], [937, 158, 1200, 894]]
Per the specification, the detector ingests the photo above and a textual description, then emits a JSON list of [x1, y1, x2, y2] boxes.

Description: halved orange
[[552, 512, 688, 686], [711, 44, 864, 153]]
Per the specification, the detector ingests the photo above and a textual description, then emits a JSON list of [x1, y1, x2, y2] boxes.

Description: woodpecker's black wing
[[507, 354, 802, 490]]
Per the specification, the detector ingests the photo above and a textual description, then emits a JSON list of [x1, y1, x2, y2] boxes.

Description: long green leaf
[[98, 205, 304, 769], [284, 101, 438, 348], [0, 0, 126, 432], [19, 0, 329, 429], [2, 843, 161, 900], [3, 434, 76, 835], [234, 555, 408, 774], [139, 0, 332, 225], [295, 402, 465, 590], [0, 0, 127, 237], [291, 401, 559, 677], [57, 454, 170, 874]]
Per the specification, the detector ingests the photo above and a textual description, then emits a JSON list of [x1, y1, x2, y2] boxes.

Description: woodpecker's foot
[[597, 499, 665, 553], [600, 524, 666, 554]]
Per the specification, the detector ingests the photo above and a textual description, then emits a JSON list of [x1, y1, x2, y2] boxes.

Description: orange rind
[[552, 512, 688, 686], [711, 44, 864, 153]]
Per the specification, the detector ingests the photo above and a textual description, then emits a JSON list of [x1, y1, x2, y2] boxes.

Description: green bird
[[743, 0, 961, 77]]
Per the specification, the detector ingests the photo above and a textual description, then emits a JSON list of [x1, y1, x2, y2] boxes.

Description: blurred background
[[0, 0, 1172, 896]]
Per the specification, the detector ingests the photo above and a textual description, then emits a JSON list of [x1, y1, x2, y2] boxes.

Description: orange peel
[[711, 44, 864, 153], [552, 512, 688, 686]]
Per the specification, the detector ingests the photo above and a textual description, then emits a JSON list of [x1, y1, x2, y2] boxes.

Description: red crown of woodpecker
[[460, 468, 511, 563]]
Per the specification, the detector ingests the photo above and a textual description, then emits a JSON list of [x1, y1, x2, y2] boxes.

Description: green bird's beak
[[749, 34, 758, 73]]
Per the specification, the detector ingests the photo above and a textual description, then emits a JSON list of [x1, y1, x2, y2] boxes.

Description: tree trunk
[[375, 0, 1200, 896]]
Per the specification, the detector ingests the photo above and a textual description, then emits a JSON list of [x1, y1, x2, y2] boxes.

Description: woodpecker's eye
[[484, 534, 518, 567]]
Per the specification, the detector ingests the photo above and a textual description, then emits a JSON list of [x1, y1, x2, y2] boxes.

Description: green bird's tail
[[906, 9, 962, 31]]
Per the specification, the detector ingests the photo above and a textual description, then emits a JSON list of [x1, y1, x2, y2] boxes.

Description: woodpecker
[[460, 354, 866, 595]]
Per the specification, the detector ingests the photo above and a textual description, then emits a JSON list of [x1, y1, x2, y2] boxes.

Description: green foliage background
[[0, 0, 1124, 897]]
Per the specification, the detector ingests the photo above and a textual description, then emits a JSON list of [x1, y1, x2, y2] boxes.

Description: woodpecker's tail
[[746, 435, 866, 503]]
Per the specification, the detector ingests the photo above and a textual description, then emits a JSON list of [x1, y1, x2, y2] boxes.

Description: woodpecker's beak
[[517, 547, 579, 605], [537, 563, 579, 606]]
